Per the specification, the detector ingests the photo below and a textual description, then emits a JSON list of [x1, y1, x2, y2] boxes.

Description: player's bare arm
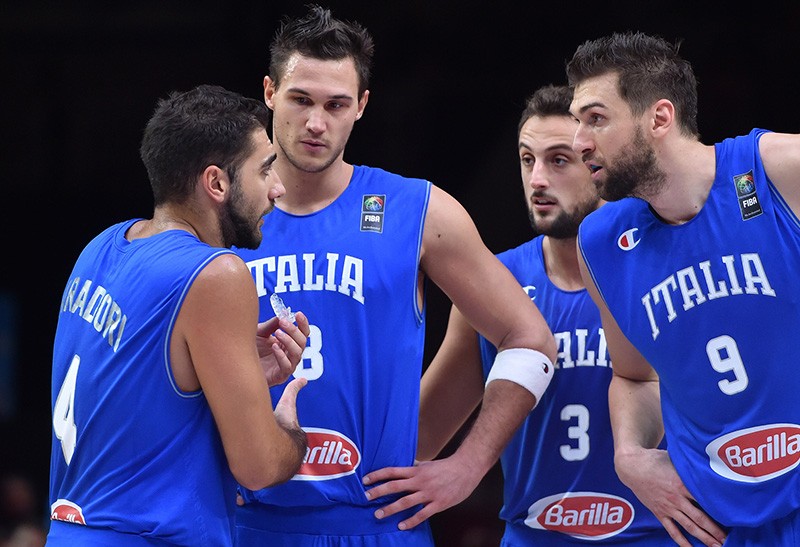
[[578, 245, 726, 547], [173, 253, 307, 489], [417, 305, 484, 462], [759, 132, 800, 216], [362, 186, 556, 530]]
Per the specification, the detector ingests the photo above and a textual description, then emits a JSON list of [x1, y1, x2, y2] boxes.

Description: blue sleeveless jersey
[[578, 128, 800, 527], [49, 220, 238, 545], [479, 237, 671, 545], [234, 165, 433, 540]]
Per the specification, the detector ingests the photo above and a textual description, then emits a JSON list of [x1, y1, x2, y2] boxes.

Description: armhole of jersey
[[164, 249, 235, 398], [577, 227, 612, 313], [413, 181, 433, 324]]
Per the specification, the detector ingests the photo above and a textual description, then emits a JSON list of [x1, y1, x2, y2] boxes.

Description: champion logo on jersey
[[617, 228, 640, 251], [292, 427, 361, 481], [706, 423, 800, 482], [525, 492, 634, 540], [733, 171, 763, 220], [361, 194, 385, 233], [51, 499, 86, 525]]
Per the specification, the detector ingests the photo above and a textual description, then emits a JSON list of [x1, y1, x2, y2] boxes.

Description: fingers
[[294, 311, 310, 336], [660, 518, 692, 547], [280, 377, 308, 404], [256, 316, 281, 336], [373, 493, 431, 530], [675, 510, 726, 547], [362, 466, 414, 486]]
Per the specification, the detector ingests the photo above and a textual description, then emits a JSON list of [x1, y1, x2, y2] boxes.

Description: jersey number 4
[[53, 355, 80, 465]]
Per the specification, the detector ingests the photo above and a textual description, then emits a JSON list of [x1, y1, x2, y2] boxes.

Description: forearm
[[267, 423, 308, 486], [608, 373, 664, 461], [448, 379, 535, 479]]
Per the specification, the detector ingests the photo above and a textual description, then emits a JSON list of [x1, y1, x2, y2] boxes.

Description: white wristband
[[485, 348, 554, 407]]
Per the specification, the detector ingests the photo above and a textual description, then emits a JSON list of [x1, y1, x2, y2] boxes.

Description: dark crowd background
[[1, 1, 798, 545]]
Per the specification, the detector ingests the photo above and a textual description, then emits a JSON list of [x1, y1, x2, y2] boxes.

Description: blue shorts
[[235, 502, 433, 546], [46, 521, 187, 546], [722, 507, 800, 546]]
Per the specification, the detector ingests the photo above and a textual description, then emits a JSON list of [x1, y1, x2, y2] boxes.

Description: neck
[[275, 159, 354, 214], [646, 140, 716, 225], [542, 236, 583, 291], [128, 206, 209, 244]]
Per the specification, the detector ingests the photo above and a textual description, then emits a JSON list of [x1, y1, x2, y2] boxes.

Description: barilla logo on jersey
[[361, 194, 385, 233], [617, 228, 640, 251], [733, 170, 763, 220], [51, 499, 86, 525], [706, 423, 800, 482], [293, 427, 361, 481], [525, 492, 634, 540]]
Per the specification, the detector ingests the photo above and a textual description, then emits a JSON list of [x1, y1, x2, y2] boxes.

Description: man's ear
[[201, 165, 229, 204], [264, 76, 277, 110], [355, 89, 369, 121], [651, 98, 675, 137]]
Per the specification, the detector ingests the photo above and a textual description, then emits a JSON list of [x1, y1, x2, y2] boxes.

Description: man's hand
[[256, 311, 310, 386], [616, 447, 726, 547], [362, 457, 483, 531]]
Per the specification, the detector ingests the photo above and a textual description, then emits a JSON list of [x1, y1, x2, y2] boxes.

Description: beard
[[529, 195, 601, 239], [599, 127, 666, 202], [220, 178, 264, 250]]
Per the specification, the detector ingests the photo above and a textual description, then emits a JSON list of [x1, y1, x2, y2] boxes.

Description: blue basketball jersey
[[49, 220, 238, 545], [234, 165, 434, 541], [478, 237, 672, 544], [578, 128, 800, 527]]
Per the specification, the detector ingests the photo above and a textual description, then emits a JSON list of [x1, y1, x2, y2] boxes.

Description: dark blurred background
[[1, 1, 798, 544]]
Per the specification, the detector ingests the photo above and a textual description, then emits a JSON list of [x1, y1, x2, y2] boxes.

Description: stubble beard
[[600, 127, 666, 202], [220, 179, 263, 250], [529, 195, 601, 239]]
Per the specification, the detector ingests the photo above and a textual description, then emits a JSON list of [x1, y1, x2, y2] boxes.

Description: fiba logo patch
[[361, 194, 385, 233], [733, 171, 763, 220]]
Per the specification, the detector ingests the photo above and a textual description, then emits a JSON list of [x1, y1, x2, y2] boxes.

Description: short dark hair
[[269, 4, 374, 98], [139, 84, 271, 205], [566, 31, 699, 137], [518, 84, 574, 135]]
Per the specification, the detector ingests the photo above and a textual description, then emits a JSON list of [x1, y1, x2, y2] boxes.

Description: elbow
[[232, 453, 304, 491], [230, 429, 308, 490]]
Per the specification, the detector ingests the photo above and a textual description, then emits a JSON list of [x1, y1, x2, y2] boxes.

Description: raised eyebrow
[[519, 142, 574, 154], [576, 101, 605, 115], [547, 143, 577, 154], [262, 153, 278, 170]]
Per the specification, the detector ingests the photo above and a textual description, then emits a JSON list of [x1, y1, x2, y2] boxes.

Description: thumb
[[283, 376, 308, 400], [274, 377, 308, 421]]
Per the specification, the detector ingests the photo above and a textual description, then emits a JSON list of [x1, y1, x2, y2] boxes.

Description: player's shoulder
[[354, 164, 429, 186], [497, 236, 541, 263]]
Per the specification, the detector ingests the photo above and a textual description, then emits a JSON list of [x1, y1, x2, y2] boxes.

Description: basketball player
[[370, 84, 675, 545], [569, 31, 800, 546], [48, 84, 309, 546], [233, 5, 557, 546]]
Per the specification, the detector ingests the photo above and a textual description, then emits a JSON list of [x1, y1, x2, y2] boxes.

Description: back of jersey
[[49, 220, 237, 546]]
